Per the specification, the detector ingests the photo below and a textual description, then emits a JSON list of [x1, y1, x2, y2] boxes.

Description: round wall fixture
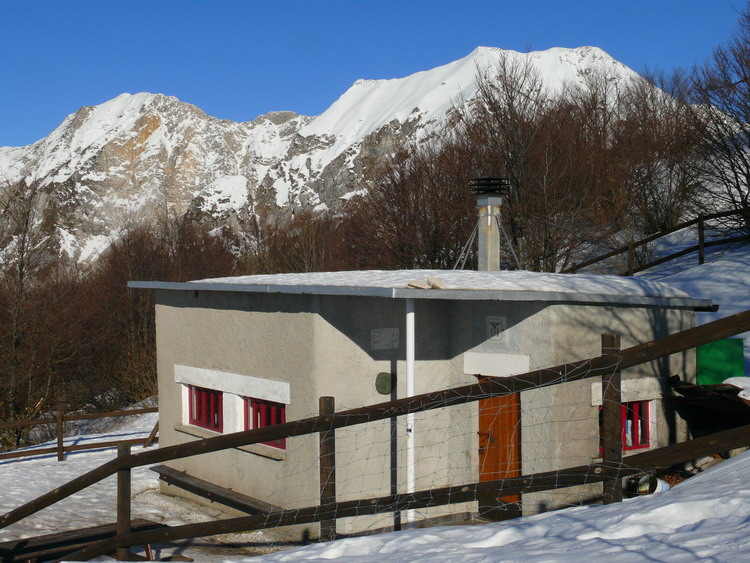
[[375, 372, 394, 395]]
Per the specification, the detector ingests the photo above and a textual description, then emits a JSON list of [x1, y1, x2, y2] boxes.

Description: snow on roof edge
[[128, 269, 713, 309]]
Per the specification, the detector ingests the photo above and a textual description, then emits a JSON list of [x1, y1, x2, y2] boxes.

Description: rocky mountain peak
[[0, 46, 640, 264]]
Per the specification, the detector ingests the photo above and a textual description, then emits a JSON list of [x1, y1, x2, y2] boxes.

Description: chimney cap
[[470, 177, 511, 196]]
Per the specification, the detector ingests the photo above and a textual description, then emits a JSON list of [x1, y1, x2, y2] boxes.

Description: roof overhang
[[128, 280, 714, 310]]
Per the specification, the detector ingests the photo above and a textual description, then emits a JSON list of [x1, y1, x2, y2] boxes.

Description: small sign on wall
[[486, 316, 507, 342], [371, 327, 399, 350]]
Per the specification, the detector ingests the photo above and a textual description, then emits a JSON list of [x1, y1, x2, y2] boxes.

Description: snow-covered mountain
[[0, 46, 639, 263]]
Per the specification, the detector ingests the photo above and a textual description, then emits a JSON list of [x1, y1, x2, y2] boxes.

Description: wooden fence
[[2, 309, 750, 560], [0, 407, 159, 462], [563, 210, 750, 275]]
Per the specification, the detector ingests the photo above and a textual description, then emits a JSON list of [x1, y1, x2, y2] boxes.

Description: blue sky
[[0, 0, 744, 147]]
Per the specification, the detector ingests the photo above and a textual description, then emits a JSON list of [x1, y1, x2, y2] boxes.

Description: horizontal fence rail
[[563, 209, 748, 274], [0, 407, 158, 463], [66, 419, 750, 561], [68, 463, 629, 560], [0, 407, 158, 432], [0, 438, 153, 462], [2, 309, 750, 536]]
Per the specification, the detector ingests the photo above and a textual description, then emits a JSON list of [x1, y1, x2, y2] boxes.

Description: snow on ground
[[0, 411, 160, 542], [0, 410, 308, 561], [252, 449, 750, 562]]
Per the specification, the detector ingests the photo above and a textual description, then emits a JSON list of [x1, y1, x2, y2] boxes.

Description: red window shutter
[[245, 397, 286, 450], [188, 386, 223, 432]]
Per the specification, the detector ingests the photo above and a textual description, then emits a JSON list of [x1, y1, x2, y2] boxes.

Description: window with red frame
[[599, 400, 650, 452], [189, 385, 223, 432], [245, 398, 286, 449], [622, 400, 650, 451]]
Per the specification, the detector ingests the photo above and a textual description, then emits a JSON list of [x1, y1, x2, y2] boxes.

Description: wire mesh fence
[[3, 310, 750, 560]]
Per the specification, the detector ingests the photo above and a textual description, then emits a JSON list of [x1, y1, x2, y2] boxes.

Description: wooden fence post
[[698, 213, 705, 265], [116, 443, 131, 560], [143, 421, 159, 448], [56, 411, 64, 462], [627, 241, 635, 276], [601, 334, 623, 503], [319, 396, 336, 542]]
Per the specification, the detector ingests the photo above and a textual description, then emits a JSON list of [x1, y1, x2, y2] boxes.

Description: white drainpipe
[[405, 297, 416, 525]]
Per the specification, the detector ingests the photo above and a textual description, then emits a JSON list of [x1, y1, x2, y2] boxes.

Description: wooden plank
[[0, 408, 158, 432], [151, 465, 280, 515], [561, 209, 740, 273], [626, 423, 750, 470], [67, 463, 627, 561], [0, 518, 158, 550], [620, 310, 750, 370], [71, 419, 750, 561], [65, 438, 148, 453], [63, 407, 158, 422], [0, 519, 163, 563], [0, 446, 59, 461], [625, 236, 750, 275], [64, 419, 750, 561], [0, 439, 150, 463], [0, 418, 57, 432], [143, 421, 159, 448], [56, 412, 64, 462]]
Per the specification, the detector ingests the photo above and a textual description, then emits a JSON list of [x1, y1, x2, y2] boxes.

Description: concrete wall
[[155, 291, 321, 517], [447, 301, 693, 513], [154, 289, 695, 530]]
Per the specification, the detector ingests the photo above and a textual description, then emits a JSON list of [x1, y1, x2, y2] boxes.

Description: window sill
[[175, 424, 286, 461], [237, 442, 286, 461], [175, 423, 222, 440]]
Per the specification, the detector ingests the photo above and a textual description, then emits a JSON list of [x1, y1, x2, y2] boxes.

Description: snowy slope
[[301, 46, 635, 153], [640, 241, 750, 372], [0, 410, 160, 542], [0, 411, 287, 561]]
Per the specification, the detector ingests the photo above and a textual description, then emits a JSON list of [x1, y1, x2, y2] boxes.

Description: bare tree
[[692, 5, 750, 231], [0, 180, 85, 445], [340, 138, 478, 270], [80, 216, 238, 409], [458, 56, 627, 271], [614, 70, 705, 233]]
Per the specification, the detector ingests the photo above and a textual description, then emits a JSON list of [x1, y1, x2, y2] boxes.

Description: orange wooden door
[[478, 391, 521, 519]]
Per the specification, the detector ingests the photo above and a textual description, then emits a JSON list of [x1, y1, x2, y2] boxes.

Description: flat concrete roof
[[128, 269, 714, 310]]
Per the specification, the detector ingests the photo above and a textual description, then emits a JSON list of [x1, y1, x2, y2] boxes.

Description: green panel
[[696, 338, 745, 385]]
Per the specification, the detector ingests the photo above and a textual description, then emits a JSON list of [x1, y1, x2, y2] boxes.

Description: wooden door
[[478, 390, 521, 519]]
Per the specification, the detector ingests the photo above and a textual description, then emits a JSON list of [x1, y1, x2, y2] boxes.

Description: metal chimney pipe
[[470, 177, 511, 271]]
